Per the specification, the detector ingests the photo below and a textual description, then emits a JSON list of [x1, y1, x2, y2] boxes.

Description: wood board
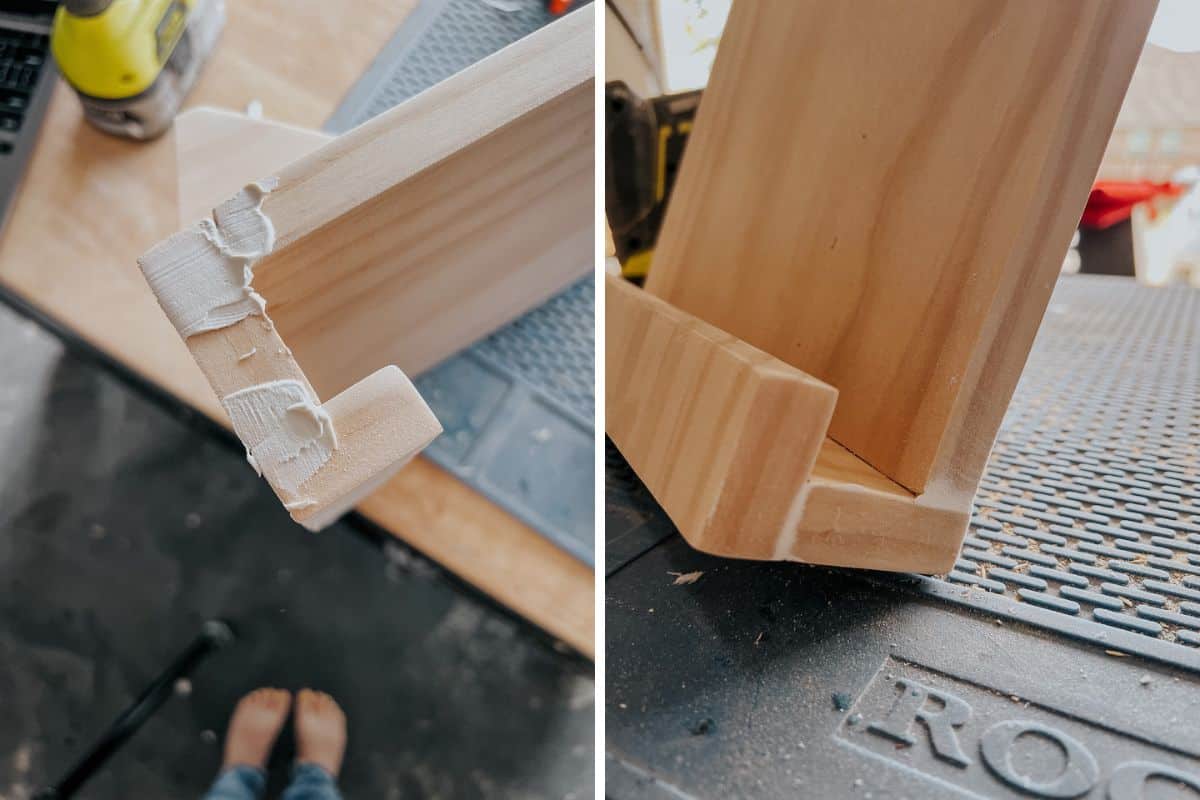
[[607, 273, 837, 556], [607, 274, 967, 571], [646, 0, 1159, 497]]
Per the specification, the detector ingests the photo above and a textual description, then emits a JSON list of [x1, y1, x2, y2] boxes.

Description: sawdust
[[669, 570, 704, 586]]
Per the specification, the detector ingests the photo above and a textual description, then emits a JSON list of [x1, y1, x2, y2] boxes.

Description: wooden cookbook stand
[[608, 1, 1158, 573]]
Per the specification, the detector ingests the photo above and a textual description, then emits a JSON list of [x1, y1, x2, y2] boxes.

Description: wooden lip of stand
[[606, 273, 968, 574]]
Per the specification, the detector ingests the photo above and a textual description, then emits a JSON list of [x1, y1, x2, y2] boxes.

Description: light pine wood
[[611, 0, 1155, 572], [257, 87, 593, 392], [172, 14, 594, 404], [646, 0, 1158, 496], [258, 10, 592, 255], [0, 1, 593, 655], [608, 275, 965, 571], [607, 274, 837, 556], [795, 439, 966, 573], [180, 305, 441, 530]]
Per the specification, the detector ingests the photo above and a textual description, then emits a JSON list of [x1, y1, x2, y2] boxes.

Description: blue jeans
[[203, 763, 342, 800]]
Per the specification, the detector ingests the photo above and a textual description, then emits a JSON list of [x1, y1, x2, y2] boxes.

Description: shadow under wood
[[607, 533, 905, 737]]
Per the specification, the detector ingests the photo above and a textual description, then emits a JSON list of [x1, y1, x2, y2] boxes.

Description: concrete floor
[[0, 303, 593, 799]]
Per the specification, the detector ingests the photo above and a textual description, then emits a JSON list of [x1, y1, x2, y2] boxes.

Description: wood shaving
[[669, 570, 704, 586]]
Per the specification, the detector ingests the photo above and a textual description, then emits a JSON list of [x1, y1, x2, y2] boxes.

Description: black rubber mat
[[929, 278, 1200, 669], [606, 276, 1200, 797]]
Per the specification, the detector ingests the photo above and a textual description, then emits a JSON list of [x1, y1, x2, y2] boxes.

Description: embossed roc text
[[836, 659, 1200, 798]]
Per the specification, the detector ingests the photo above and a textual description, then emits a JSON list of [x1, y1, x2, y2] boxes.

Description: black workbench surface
[[0, 300, 593, 798], [606, 276, 1200, 799]]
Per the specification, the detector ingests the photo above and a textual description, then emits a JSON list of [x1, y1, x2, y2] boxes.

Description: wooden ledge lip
[[606, 273, 838, 558], [606, 274, 969, 574]]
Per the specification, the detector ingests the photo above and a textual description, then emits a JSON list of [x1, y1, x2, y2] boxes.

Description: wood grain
[[178, 304, 441, 530], [794, 439, 966, 573], [606, 275, 965, 571], [180, 98, 591, 396], [175, 13, 595, 400], [607, 274, 836, 557], [647, 0, 1158, 495], [258, 11, 592, 256], [257, 83, 593, 394], [171, 108, 594, 652]]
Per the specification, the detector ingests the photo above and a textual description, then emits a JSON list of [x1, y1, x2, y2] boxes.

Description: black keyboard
[[0, 27, 45, 146], [0, 3, 56, 229], [0, 28, 47, 149]]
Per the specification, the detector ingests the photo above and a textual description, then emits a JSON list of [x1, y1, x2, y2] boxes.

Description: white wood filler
[[140, 179, 278, 337], [222, 379, 337, 494], [138, 179, 345, 513]]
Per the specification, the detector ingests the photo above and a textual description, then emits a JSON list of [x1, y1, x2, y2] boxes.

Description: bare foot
[[223, 688, 291, 770], [294, 689, 347, 777]]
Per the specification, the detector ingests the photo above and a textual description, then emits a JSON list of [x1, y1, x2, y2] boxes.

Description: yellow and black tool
[[50, 0, 224, 140], [604, 81, 701, 282]]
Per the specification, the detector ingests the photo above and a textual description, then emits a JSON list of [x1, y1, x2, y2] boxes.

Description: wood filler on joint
[[138, 178, 339, 517]]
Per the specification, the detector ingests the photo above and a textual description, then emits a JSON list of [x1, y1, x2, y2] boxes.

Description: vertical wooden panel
[[647, 0, 1157, 493]]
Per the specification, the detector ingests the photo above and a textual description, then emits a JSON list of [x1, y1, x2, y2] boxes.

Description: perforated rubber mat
[[325, 0, 587, 131], [924, 276, 1200, 667], [606, 276, 1200, 671], [325, 0, 596, 564]]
